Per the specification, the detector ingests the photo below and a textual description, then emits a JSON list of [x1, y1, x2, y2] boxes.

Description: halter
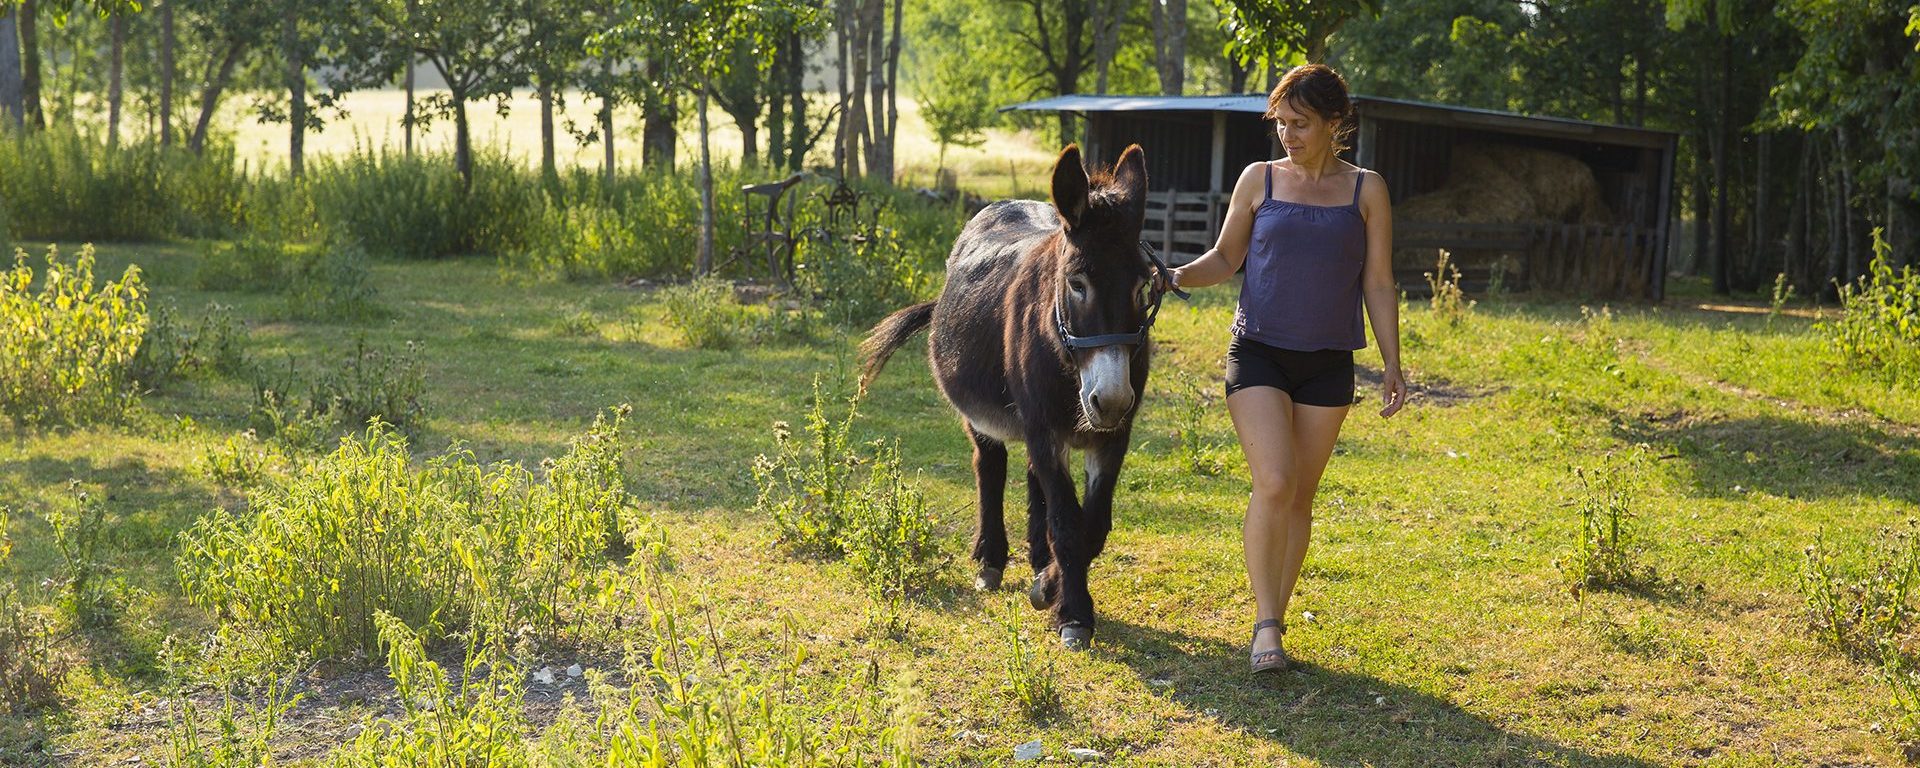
[[1055, 241, 1191, 354]]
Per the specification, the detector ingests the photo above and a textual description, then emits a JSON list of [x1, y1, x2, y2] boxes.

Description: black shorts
[[1223, 337, 1356, 407]]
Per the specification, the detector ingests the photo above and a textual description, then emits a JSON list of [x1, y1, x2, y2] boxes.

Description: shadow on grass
[[1611, 412, 1920, 504], [1097, 618, 1659, 768]]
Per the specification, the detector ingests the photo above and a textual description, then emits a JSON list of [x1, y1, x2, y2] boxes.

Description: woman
[[1166, 64, 1407, 673]]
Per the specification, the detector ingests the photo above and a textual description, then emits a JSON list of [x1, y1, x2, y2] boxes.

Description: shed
[[1002, 94, 1678, 300]]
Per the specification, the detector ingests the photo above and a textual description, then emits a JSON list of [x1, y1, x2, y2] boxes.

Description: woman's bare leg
[[1271, 402, 1350, 630], [1228, 386, 1297, 656]]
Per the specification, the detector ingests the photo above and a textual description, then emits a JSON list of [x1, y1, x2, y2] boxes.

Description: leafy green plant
[[287, 240, 382, 320], [178, 408, 635, 657], [328, 612, 529, 768], [196, 431, 275, 489], [158, 673, 302, 768], [1822, 228, 1920, 384], [130, 301, 252, 390], [1800, 524, 1920, 750], [193, 237, 290, 293], [0, 128, 246, 241], [1, 506, 67, 714], [307, 147, 544, 261], [1557, 449, 1656, 595], [250, 338, 426, 443], [1, 243, 148, 427]]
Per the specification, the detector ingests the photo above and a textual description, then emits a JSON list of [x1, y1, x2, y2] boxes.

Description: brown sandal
[[1250, 618, 1289, 673]]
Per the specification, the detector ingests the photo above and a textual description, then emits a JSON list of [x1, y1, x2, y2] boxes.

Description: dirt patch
[[1355, 365, 1499, 408], [1684, 302, 1831, 321]]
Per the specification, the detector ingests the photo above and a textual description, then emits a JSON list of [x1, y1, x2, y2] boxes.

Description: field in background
[[221, 88, 1061, 198]]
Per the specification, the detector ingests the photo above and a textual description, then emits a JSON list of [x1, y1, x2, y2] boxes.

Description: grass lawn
[[2, 239, 1916, 766]]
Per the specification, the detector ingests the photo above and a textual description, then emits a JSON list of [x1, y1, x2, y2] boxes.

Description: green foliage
[[129, 301, 252, 391], [251, 339, 427, 443], [792, 206, 939, 329], [914, 51, 995, 173], [1557, 449, 1656, 595], [0, 129, 246, 241], [1822, 229, 1920, 385], [177, 409, 634, 657], [287, 240, 382, 320], [841, 439, 944, 631], [518, 168, 742, 281], [0, 507, 67, 715], [1769, 272, 1798, 330], [196, 431, 276, 489], [306, 148, 545, 260], [0, 244, 147, 427]]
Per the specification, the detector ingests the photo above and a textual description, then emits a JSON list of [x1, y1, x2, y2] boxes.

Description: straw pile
[[1397, 143, 1612, 224]]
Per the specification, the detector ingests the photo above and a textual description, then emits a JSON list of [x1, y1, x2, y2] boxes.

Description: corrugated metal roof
[[1000, 94, 1270, 114], [1000, 93, 1678, 139]]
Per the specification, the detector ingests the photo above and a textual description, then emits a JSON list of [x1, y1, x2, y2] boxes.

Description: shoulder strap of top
[[1349, 171, 1365, 207], [1264, 163, 1273, 201]]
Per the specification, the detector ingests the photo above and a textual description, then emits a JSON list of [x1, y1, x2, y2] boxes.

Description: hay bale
[[1398, 143, 1612, 224]]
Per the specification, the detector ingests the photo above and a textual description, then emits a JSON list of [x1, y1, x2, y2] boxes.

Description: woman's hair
[[1265, 64, 1356, 153]]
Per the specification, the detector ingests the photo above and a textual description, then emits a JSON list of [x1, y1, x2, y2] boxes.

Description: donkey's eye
[[1068, 277, 1088, 297]]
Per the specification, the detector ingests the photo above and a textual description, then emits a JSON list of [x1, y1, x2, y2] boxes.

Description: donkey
[[861, 144, 1175, 649]]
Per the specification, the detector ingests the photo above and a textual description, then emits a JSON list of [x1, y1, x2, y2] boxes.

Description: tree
[[1149, 0, 1188, 94], [185, 0, 273, 154], [914, 47, 993, 177], [368, 0, 533, 188], [601, 0, 814, 274], [522, 0, 595, 183], [1220, 0, 1378, 67]]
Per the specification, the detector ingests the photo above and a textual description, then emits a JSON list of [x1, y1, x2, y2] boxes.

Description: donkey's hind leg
[[967, 422, 1010, 591]]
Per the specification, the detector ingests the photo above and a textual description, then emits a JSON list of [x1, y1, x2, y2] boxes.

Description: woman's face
[[1272, 99, 1336, 160]]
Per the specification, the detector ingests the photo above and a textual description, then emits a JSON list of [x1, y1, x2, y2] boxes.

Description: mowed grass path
[[4, 241, 1917, 766]]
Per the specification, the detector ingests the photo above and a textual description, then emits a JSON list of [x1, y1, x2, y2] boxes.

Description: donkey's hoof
[[974, 567, 1004, 592], [1028, 576, 1055, 610], [1059, 623, 1093, 650]]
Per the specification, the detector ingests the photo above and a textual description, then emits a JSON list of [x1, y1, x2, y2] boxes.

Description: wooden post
[[1210, 111, 1226, 196], [1653, 140, 1676, 301], [1162, 188, 1175, 256]]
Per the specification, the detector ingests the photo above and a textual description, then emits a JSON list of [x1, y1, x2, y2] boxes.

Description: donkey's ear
[[1113, 144, 1148, 218], [1051, 144, 1089, 231]]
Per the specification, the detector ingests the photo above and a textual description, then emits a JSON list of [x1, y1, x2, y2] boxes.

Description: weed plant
[[49, 484, 130, 628], [1801, 525, 1920, 749], [1558, 449, 1657, 595], [306, 147, 544, 260], [1, 244, 148, 427], [178, 408, 634, 657], [842, 439, 944, 632], [250, 338, 426, 443], [1425, 249, 1475, 327], [1769, 272, 1797, 330], [1822, 228, 1920, 385], [158, 673, 301, 768], [130, 301, 251, 391], [756, 379, 862, 556], [656, 277, 754, 350], [1174, 373, 1225, 476], [1001, 612, 1061, 719], [196, 431, 276, 489]]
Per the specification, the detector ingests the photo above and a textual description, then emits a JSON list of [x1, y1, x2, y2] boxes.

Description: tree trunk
[[0, 7, 21, 130], [159, 0, 174, 146], [1839, 124, 1859, 281], [860, 0, 883, 178], [832, 0, 850, 175], [189, 42, 244, 155], [600, 89, 615, 182], [108, 11, 124, 147], [1786, 135, 1809, 287], [1690, 138, 1709, 276], [1823, 133, 1846, 299], [1150, 0, 1187, 95], [787, 30, 808, 171], [1888, 173, 1919, 268], [404, 0, 416, 157], [1709, 38, 1730, 295], [880, 0, 900, 181], [641, 60, 678, 170], [767, 42, 787, 170], [1750, 131, 1770, 286], [538, 75, 556, 181], [283, 0, 306, 178], [696, 84, 715, 275], [19, 0, 38, 130], [1091, 0, 1120, 94], [1228, 55, 1251, 93], [845, 0, 868, 179], [453, 88, 473, 189]]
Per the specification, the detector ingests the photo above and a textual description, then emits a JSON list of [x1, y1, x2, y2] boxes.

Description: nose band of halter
[[1056, 241, 1191, 352]]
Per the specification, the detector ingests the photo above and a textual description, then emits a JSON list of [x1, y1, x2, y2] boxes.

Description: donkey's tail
[[859, 301, 937, 390]]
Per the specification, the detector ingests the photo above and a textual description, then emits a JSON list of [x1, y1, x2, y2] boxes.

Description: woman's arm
[[1357, 170, 1407, 418], [1168, 163, 1265, 289]]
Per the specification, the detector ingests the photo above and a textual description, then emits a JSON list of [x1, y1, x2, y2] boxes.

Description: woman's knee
[[1248, 470, 1297, 508]]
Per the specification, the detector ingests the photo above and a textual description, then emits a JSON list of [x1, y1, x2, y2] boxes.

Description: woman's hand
[[1378, 367, 1407, 418], [1154, 267, 1183, 295]]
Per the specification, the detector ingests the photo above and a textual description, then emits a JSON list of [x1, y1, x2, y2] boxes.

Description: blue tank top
[[1232, 164, 1368, 351]]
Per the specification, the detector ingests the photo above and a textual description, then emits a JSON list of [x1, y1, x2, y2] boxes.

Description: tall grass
[[1, 244, 147, 427], [177, 407, 635, 657], [306, 147, 546, 260], [0, 507, 67, 715], [0, 127, 245, 241]]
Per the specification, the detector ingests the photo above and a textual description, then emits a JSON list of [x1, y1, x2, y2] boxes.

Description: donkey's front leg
[[1080, 433, 1128, 563], [966, 422, 1010, 591], [1026, 432, 1096, 648]]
